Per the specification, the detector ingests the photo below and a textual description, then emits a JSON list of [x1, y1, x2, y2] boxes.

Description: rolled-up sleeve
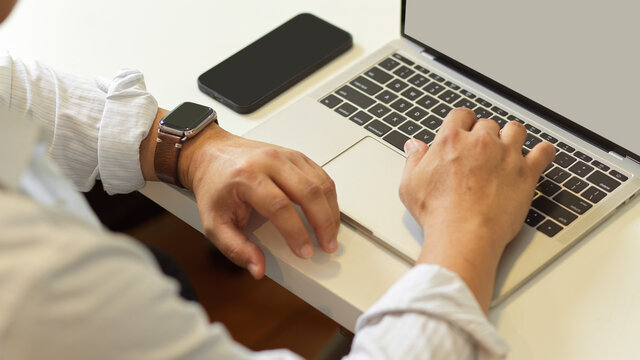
[[0, 51, 157, 194]]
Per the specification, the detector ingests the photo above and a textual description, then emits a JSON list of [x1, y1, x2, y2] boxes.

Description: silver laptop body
[[245, 0, 640, 304]]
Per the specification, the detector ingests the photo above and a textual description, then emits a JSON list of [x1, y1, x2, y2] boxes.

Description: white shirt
[[0, 52, 508, 359]]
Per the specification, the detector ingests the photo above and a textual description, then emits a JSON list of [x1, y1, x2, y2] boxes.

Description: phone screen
[[198, 13, 352, 114]]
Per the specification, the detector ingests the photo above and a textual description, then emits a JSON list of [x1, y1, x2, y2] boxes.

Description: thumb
[[208, 221, 266, 279], [403, 139, 429, 171]]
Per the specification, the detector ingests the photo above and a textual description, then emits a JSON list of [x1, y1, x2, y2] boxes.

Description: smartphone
[[198, 13, 352, 114]]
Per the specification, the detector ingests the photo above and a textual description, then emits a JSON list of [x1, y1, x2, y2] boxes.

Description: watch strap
[[154, 132, 183, 187]]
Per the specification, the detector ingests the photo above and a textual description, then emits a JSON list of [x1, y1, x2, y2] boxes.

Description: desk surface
[[3, 1, 640, 358]]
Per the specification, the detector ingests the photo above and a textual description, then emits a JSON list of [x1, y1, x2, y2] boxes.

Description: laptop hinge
[[628, 156, 640, 166], [609, 151, 624, 161], [420, 51, 435, 61]]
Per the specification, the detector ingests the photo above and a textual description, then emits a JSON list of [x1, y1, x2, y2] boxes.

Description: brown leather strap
[[154, 132, 183, 187]]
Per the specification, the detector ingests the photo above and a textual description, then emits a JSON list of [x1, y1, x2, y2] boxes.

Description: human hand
[[398, 108, 555, 311], [177, 125, 340, 279]]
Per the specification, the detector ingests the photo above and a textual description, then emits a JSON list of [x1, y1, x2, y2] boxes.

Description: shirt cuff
[[97, 69, 158, 195], [356, 263, 509, 357]]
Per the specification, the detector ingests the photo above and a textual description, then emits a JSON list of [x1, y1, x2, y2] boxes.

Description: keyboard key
[[540, 132, 558, 144], [393, 65, 415, 79], [532, 197, 578, 226], [383, 130, 410, 151], [609, 169, 628, 182], [554, 190, 592, 215], [507, 114, 525, 124], [421, 115, 443, 130], [557, 142, 575, 153], [375, 90, 398, 104], [428, 73, 445, 82], [386, 79, 410, 93], [553, 151, 577, 168], [390, 98, 412, 112], [546, 166, 571, 184], [443, 81, 461, 90], [459, 89, 476, 99], [524, 123, 542, 134], [365, 120, 392, 137], [537, 180, 562, 197], [321, 94, 342, 109], [335, 102, 357, 117], [365, 66, 393, 84], [379, 58, 400, 71], [438, 90, 461, 104], [408, 74, 430, 87], [524, 133, 543, 149], [382, 112, 406, 127], [474, 107, 493, 119], [432, 103, 453, 118], [491, 106, 508, 116], [476, 98, 492, 108], [564, 176, 589, 194], [525, 209, 545, 227], [586, 170, 621, 192], [414, 128, 436, 144], [568, 161, 594, 177], [537, 220, 563, 237], [399, 120, 421, 135], [392, 53, 414, 66], [414, 64, 430, 73], [336, 85, 376, 109], [582, 186, 607, 203], [492, 116, 508, 128], [368, 103, 392, 118], [349, 111, 372, 125], [350, 76, 383, 96], [400, 87, 424, 101], [416, 94, 439, 109], [453, 98, 476, 110], [424, 82, 445, 95], [591, 160, 610, 172], [406, 106, 429, 121], [574, 151, 592, 162]]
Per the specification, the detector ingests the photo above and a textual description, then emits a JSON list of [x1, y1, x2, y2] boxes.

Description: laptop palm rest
[[323, 137, 423, 262]]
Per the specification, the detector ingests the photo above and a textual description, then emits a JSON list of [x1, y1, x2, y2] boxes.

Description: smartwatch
[[154, 102, 218, 187]]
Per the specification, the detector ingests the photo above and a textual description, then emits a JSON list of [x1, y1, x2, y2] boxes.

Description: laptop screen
[[403, 0, 640, 159]]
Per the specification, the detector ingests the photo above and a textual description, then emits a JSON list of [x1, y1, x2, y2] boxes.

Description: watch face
[[162, 102, 214, 131]]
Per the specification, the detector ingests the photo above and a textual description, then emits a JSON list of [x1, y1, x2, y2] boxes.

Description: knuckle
[[475, 131, 493, 147], [303, 183, 323, 199], [230, 162, 256, 182], [269, 196, 292, 215], [260, 147, 282, 160], [224, 245, 243, 264], [437, 127, 459, 145], [452, 106, 475, 118]]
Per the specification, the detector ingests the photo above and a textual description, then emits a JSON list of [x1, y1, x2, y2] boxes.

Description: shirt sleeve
[[344, 264, 509, 360], [0, 51, 157, 194]]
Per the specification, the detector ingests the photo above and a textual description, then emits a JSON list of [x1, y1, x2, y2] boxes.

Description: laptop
[[244, 0, 640, 305]]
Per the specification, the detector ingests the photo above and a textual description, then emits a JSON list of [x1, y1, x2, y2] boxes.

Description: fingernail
[[404, 139, 418, 155], [300, 244, 314, 258], [328, 239, 338, 252], [248, 263, 260, 278]]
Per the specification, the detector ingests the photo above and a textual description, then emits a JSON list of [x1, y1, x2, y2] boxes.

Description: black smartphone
[[198, 13, 352, 114]]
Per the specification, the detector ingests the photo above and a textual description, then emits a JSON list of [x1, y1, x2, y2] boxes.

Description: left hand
[[177, 124, 340, 279]]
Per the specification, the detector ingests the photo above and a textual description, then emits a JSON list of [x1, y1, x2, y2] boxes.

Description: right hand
[[398, 107, 555, 311]]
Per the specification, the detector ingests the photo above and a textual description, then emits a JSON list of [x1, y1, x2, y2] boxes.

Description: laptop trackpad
[[323, 137, 423, 262]]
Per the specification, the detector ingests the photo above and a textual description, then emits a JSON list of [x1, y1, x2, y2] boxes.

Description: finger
[[472, 118, 501, 136], [403, 138, 429, 173], [500, 121, 527, 150], [207, 221, 266, 279], [240, 178, 314, 259], [272, 162, 339, 254], [298, 155, 341, 235], [439, 107, 477, 132], [526, 141, 557, 176]]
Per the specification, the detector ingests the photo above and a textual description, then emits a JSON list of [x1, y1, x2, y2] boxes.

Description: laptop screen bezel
[[400, 0, 639, 163]]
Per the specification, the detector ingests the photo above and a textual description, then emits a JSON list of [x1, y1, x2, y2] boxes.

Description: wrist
[[177, 123, 228, 191]]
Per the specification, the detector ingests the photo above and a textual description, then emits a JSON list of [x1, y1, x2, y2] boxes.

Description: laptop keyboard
[[319, 52, 630, 238]]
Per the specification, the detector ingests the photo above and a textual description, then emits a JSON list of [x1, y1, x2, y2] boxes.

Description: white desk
[[3, 1, 640, 358]]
